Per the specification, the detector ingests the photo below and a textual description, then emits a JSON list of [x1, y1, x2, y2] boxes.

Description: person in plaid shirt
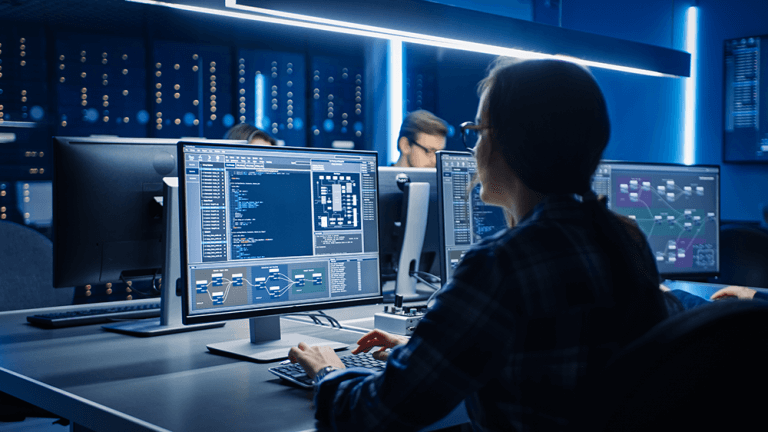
[[290, 58, 669, 431]]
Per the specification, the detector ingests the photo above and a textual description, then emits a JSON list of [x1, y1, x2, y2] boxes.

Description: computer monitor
[[436, 151, 508, 284], [592, 161, 720, 278], [53, 136, 225, 336], [53, 136, 180, 288], [178, 141, 382, 361], [378, 167, 440, 301]]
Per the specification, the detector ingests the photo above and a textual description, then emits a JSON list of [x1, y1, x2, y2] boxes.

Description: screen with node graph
[[179, 142, 382, 324], [592, 161, 720, 278]]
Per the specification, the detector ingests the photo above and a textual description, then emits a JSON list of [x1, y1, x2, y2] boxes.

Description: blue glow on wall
[[388, 39, 404, 165], [684, 6, 698, 166]]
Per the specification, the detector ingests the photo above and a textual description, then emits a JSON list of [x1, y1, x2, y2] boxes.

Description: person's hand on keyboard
[[288, 342, 346, 380], [351, 329, 409, 361], [711, 285, 757, 300]]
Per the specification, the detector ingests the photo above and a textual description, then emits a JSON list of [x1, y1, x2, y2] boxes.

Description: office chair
[[0, 220, 74, 312], [712, 223, 768, 288], [0, 221, 73, 423], [573, 300, 768, 431]]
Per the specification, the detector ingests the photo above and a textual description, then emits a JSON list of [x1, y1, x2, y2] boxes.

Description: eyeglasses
[[459, 121, 484, 154], [408, 139, 439, 156]]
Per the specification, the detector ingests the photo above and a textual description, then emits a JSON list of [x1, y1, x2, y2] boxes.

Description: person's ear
[[398, 137, 411, 155]]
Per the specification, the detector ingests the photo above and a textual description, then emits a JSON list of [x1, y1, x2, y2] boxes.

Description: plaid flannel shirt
[[315, 194, 668, 431]]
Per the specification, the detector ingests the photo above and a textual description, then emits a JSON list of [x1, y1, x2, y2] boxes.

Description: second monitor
[[592, 161, 720, 278], [378, 167, 441, 301], [436, 151, 508, 284]]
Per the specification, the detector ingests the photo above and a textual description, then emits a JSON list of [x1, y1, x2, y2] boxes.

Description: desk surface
[[0, 303, 387, 432], [4, 282, 760, 431]]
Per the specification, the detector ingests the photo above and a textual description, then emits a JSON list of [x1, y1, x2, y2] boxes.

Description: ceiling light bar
[[128, 0, 673, 77], [226, 0, 669, 77]]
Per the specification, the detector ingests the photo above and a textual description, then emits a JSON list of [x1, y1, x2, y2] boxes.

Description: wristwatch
[[313, 366, 339, 384]]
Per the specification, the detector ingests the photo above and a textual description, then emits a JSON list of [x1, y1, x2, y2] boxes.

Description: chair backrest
[[573, 300, 768, 431], [0, 221, 74, 312], [715, 223, 768, 288]]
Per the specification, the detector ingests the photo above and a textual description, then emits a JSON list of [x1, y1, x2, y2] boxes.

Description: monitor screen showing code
[[182, 144, 380, 314]]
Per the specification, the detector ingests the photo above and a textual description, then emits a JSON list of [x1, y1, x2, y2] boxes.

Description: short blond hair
[[398, 110, 447, 143]]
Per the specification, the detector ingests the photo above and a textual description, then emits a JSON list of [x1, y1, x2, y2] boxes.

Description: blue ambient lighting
[[684, 6, 698, 166]]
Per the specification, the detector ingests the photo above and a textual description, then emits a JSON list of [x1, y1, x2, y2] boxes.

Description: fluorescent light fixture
[[127, 0, 674, 77], [388, 39, 404, 165], [255, 73, 265, 129], [684, 6, 698, 165]]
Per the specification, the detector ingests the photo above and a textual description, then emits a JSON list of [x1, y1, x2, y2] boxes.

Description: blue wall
[[695, 0, 768, 221], [458, 0, 768, 222], [565, 0, 768, 222], [563, 0, 688, 168]]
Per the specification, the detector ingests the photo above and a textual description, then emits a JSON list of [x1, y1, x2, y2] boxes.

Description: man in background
[[393, 110, 447, 168], [224, 122, 277, 146]]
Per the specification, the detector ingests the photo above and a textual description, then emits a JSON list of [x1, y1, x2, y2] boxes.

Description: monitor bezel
[[178, 141, 383, 325], [595, 160, 722, 280]]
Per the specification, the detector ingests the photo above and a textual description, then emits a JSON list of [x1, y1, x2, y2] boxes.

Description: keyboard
[[27, 302, 161, 328], [269, 352, 387, 388]]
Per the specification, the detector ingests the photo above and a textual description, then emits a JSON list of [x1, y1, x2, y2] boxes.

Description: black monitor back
[[377, 167, 440, 281], [53, 136, 180, 288]]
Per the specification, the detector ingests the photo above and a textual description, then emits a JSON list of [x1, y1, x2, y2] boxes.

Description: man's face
[[405, 132, 446, 168], [249, 138, 273, 146]]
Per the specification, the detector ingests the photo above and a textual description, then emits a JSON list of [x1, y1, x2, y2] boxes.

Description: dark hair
[[224, 123, 277, 146], [479, 58, 609, 195], [398, 110, 448, 143], [479, 58, 665, 341]]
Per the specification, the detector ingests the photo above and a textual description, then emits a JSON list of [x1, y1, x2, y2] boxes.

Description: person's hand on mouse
[[288, 342, 345, 379], [352, 329, 409, 361], [711, 285, 756, 300]]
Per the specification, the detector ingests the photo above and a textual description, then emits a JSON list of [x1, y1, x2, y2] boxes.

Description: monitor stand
[[206, 316, 348, 363], [393, 181, 434, 301], [102, 177, 225, 336]]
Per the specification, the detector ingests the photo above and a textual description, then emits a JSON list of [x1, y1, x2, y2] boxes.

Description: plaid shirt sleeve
[[314, 235, 525, 431]]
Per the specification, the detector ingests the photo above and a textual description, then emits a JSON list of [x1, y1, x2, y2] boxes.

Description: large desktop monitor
[[178, 141, 382, 361], [378, 167, 440, 301], [53, 136, 224, 336], [592, 161, 720, 278], [53, 136, 180, 288], [436, 151, 507, 284]]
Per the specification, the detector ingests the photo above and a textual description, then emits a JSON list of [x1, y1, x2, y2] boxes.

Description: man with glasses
[[393, 110, 448, 168]]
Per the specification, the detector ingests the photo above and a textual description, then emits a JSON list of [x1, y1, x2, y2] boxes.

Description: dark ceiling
[[0, 0, 368, 55], [1, 0, 151, 32]]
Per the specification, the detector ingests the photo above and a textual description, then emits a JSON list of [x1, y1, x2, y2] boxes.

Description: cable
[[409, 272, 439, 291], [412, 271, 441, 284], [426, 285, 441, 308], [285, 312, 343, 329], [118, 272, 161, 297], [315, 310, 342, 328]]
